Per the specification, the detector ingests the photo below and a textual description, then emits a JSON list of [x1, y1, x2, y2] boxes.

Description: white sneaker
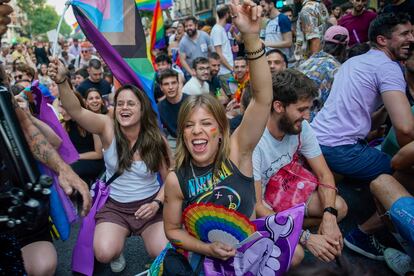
[[384, 248, 414, 276], [110, 253, 126, 273]]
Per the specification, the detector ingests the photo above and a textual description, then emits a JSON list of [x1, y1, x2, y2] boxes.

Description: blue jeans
[[320, 141, 393, 183]]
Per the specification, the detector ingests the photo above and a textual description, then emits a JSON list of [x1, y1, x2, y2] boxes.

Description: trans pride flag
[[135, 0, 172, 10], [150, 0, 166, 51], [71, 0, 156, 107]]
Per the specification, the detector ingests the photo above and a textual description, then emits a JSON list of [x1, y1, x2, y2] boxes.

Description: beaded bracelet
[[245, 43, 265, 56], [246, 49, 265, 61]]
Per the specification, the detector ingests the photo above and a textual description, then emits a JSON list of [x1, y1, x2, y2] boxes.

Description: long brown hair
[[113, 84, 170, 173], [175, 94, 230, 176]]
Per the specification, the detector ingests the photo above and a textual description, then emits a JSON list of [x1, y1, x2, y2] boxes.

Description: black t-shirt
[[157, 94, 188, 138], [208, 75, 223, 96], [77, 78, 112, 97], [67, 120, 95, 154], [34, 47, 49, 65], [176, 159, 256, 218]]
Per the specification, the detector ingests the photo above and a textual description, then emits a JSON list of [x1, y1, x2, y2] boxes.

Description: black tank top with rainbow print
[[176, 159, 256, 218]]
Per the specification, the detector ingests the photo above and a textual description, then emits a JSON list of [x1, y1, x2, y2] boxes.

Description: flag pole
[[52, 0, 72, 57]]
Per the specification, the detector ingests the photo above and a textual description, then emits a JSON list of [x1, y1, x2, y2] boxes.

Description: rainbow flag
[[150, 0, 166, 51], [72, 21, 81, 33], [70, 0, 156, 110], [135, 0, 172, 10]]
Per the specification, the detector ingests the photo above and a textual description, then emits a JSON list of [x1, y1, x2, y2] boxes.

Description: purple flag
[[31, 81, 79, 164], [204, 204, 305, 276], [72, 179, 110, 276], [30, 81, 79, 223]]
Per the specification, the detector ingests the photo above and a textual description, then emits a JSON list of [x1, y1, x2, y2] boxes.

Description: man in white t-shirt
[[252, 69, 347, 263], [182, 57, 210, 95], [260, 0, 292, 56], [210, 5, 234, 93]]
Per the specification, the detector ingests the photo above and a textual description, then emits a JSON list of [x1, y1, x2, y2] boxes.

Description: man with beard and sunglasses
[[253, 69, 348, 263], [179, 16, 214, 80], [311, 13, 414, 261], [211, 5, 234, 96]]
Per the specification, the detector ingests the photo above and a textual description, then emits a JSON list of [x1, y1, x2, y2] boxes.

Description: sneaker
[[344, 227, 386, 261], [384, 248, 414, 276], [110, 253, 126, 273]]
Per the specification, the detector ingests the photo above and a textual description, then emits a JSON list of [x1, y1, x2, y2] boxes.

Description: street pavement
[[55, 180, 397, 275]]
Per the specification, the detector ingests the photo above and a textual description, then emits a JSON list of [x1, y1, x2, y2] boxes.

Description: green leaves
[[17, 0, 71, 37]]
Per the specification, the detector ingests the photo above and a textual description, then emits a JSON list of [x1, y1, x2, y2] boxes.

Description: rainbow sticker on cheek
[[210, 127, 218, 138]]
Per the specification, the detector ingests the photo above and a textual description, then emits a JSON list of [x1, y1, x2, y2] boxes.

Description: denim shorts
[[320, 141, 392, 183], [390, 197, 414, 248]]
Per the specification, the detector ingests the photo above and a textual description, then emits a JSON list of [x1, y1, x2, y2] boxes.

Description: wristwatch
[[323, 207, 338, 217], [153, 199, 163, 209]]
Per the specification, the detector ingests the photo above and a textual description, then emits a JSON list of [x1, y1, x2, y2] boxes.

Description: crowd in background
[[4, 0, 414, 274]]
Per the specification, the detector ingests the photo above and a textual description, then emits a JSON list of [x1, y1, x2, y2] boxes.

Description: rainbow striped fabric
[[150, 0, 166, 50], [135, 0, 172, 10], [71, 0, 156, 110], [72, 21, 81, 33]]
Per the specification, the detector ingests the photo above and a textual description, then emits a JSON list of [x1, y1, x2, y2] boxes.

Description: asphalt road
[[54, 180, 397, 275]]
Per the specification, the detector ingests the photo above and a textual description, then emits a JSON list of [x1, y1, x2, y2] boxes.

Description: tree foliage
[[17, 0, 71, 37]]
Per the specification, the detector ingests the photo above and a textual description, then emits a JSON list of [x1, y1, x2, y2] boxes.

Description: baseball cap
[[171, 21, 179, 28], [324, 26, 350, 45]]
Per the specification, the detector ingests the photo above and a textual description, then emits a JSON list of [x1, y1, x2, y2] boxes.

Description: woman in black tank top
[[164, 0, 273, 264]]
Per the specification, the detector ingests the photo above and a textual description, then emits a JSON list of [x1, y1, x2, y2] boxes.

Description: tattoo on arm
[[26, 126, 62, 173]]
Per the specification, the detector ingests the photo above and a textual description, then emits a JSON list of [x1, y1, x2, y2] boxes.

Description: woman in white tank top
[[48, 64, 171, 272]]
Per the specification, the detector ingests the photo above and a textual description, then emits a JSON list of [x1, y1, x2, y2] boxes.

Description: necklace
[[190, 161, 200, 187]]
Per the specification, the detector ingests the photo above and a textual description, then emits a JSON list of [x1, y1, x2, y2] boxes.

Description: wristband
[[245, 43, 265, 56], [246, 50, 265, 61], [55, 77, 67, 85], [323, 207, 338, 217]]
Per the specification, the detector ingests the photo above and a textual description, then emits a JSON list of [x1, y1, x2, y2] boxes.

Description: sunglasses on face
[[81, 50, 90, 53], [14, 74, 23, 80]]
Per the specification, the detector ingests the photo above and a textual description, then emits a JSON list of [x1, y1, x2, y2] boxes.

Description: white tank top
[[103, 138, 160, 203]]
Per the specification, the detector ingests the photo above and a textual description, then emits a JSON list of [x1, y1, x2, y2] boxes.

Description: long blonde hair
[[175, 94, 230, 175]]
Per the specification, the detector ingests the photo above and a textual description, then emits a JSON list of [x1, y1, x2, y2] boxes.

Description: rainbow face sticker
[[210, 127, 218, 138]]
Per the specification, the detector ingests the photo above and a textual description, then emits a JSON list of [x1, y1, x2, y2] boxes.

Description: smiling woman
[[48, 59, 172, 273], [162, 0, 273, 273]]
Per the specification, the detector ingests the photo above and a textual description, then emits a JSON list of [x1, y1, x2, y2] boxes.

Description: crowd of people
[[1, 0, 414, 274]]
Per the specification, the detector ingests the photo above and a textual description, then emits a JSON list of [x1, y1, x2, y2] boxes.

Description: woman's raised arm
[[229, 0, 272, 162], [48, 58, 113, 147]]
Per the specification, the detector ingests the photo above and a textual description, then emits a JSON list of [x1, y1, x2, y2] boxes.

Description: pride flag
[[150, 0, 166, 51], [72, 21, 81, 33], [135, 0, 172, 10], [71, 0, 156, 109]]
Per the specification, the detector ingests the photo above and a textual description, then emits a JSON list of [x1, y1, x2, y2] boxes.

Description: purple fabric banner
[[30, 81, 78, 223], [31, 81, 79, 164], [72, 179, 110, 276], [204, 204, 305, 276]]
